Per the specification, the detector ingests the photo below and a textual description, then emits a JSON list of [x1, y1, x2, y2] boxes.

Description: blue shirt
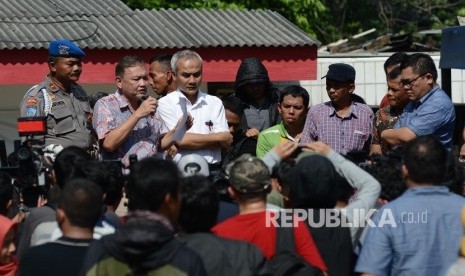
[[356, 186, 465, 276], [394, 85, 455, 150]]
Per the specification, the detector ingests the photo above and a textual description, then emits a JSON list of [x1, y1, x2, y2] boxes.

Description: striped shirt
[[300, 101, 373, 155]]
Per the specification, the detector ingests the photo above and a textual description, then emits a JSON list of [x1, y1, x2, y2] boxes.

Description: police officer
[[20, 39, 91, 151]]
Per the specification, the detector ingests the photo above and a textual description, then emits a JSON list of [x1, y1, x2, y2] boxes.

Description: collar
[[55, 236, 94, 246], [44, 75, 62, 93], [414, 85, 440, 107], [406, 185, 450, 195], [115, 90, 130, 110], [127, 210, 175, 232], [327, 101, 359, 119], [176, 89, 206, 107], [277, 122, 298, 141]]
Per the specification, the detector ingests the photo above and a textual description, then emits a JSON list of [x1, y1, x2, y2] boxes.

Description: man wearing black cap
[[300, 63, 373, 157], [212, 154, 327, 273], [20, 39, 91, 151]]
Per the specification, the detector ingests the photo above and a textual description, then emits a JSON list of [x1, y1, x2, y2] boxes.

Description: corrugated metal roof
[[0, 1, 320, 50]]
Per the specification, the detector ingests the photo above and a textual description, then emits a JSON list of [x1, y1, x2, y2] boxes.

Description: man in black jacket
[[80, 158, 206, 276], [178, 175, 266, 276], [234, 57, 281, 138]]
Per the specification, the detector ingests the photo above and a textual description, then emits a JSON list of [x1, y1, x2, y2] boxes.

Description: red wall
[[0, 46, 317, 84]]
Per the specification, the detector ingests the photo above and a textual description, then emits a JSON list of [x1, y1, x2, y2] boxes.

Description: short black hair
[[126, 158, 180, 212], [400, 53, 437, 82], [222, 95, 245, 116], [362, 156, 406, 201], [54, 146, 91, 189], [275, 159, 295, 196], [67, 160, 108, 194], [279, 85, 310, 107], [101, 161, 124, 207], [403, 136, 447, 184], [383, 52, 408, 73], [178, 175, 219, 233], [59, 178, 103, 229], [115, 56, 145, 78], [387, 66, 403, 80], [149, 54, 173, 69]]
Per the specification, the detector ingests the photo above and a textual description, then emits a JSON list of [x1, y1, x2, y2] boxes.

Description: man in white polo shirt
[[157, 50, 232, 168]]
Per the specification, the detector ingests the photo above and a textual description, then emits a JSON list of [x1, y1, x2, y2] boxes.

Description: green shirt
[[256, 122, 294, 158]]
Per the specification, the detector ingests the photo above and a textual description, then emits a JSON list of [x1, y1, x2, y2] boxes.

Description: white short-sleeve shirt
[[157, 90, 228, 163]]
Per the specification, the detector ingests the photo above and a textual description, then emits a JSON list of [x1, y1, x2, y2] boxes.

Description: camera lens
[[17, 146, 31, 161]]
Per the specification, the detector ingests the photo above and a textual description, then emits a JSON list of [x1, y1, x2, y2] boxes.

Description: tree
[[122, 0, 465, 45]]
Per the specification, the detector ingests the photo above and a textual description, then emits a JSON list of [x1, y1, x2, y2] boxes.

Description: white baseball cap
[[177, 154, 210, 177]]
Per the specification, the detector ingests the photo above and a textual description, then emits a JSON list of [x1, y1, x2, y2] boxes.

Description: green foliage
[[122, 0, 465, 45]]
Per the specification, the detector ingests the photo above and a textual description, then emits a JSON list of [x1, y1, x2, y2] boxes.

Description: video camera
[[0, 117, 52, 210]]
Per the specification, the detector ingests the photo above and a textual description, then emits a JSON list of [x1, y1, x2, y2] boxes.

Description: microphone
[[140, 95, 155, 118]]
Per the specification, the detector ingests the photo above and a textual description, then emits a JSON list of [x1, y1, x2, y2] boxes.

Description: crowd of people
[[0, 38, 461, 275]]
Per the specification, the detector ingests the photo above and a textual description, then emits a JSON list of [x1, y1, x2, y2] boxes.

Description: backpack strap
[[275, 212, 298, 255]]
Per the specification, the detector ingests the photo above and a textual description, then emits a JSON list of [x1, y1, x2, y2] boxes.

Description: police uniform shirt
[[20, 75, 91, 149]]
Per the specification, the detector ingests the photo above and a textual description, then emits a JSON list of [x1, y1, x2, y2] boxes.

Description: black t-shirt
[[19, 236, 94, 276]]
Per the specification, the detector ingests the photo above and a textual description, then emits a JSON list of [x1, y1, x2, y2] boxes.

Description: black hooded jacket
[[234, 57, 281, 131], [80, 213, 207, 276], [289, 155, 355, 276]]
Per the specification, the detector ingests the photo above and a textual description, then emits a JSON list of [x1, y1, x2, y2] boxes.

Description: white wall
[[273, 53, 465, 107]]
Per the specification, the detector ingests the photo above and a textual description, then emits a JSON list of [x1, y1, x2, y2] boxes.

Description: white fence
[[274, 53, 465, 106]]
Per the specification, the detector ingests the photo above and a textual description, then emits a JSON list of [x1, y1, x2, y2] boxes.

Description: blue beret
[[48, 39, 85, 57], [322, 63, 355, 82]]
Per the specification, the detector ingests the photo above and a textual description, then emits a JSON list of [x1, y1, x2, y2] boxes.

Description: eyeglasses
[[400, 74, 426, 89], [459, 155, 465, 163]]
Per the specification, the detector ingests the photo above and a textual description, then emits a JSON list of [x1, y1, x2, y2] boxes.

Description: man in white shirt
[[157, 50, 232, 166]]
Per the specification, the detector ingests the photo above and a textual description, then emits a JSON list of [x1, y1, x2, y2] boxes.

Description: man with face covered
[[20, 39, 91, 150], [300, 63, 373, 156], [234, 57, 281, 138]]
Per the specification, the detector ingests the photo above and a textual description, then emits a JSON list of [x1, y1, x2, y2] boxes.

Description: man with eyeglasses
[[381, 53, 455, 150]]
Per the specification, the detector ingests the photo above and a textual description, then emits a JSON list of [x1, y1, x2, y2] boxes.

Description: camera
[[209, 168, 231, 202], [0, 117, 52, 209]]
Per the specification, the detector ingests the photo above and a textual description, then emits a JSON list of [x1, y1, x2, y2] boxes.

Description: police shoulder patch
[[26, 106, 37, 117], [26, 98, 38, 106]]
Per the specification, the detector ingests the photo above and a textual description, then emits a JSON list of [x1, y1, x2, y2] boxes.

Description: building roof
[[0, 0, 131, 17], [0, 0, 320, 50]]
